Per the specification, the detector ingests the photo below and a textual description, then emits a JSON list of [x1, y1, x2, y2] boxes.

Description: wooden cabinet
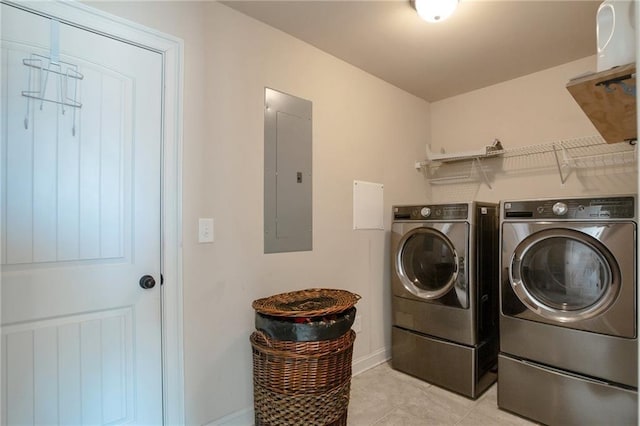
[[566, 63, 636, 144]]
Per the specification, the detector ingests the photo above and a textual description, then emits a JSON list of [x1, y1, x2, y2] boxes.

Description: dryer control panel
[[503, 196, 635, 220], [394, 204, 469, 220]]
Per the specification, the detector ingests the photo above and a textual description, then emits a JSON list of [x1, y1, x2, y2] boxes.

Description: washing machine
[[391, 202, 499, 399], [498, 195, 637, 425]]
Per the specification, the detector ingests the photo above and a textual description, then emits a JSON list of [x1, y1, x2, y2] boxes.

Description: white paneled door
[[1, 4, 163, 425]]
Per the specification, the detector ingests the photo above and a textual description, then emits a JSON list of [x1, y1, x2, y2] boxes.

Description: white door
[[1, 4, 163, 424]]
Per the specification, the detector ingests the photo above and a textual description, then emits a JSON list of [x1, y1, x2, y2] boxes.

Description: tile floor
[[347, 361, 538, 425]]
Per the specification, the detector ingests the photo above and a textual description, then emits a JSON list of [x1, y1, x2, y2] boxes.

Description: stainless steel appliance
[[498, 195, 638, 425], [391, 202, 499, 399]]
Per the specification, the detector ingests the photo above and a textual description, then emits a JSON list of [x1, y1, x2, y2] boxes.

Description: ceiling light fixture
[[413, 0, 459, 23]]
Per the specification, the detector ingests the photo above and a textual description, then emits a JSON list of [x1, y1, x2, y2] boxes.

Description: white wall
[[90, 1, 431, 424], [429, 56, 637, 203]]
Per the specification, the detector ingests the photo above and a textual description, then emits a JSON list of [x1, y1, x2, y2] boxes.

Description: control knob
[[420, 207, 431, 218], [552, 202, 568, 216]]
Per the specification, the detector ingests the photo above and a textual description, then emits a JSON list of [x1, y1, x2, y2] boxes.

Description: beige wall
[[428, 56, 637, 203], [90, 1, 430, 424], [81, 2, 638, 423]]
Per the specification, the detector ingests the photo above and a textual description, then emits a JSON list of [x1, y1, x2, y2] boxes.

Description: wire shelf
[[418, 135, 637, 187]]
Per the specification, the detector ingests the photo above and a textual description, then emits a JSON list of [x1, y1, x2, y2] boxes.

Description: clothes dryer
[[391, 202, 499, 399], [498, 195, 637, 425]]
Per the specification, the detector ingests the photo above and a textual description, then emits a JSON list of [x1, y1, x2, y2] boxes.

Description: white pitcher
[[596, 0, 636, 72]]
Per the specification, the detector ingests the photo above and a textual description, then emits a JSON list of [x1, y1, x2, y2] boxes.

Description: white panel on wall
[[353, 180, 384, 230]]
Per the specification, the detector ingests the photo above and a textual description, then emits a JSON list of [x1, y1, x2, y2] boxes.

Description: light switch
[[198, 218, 214, 243]]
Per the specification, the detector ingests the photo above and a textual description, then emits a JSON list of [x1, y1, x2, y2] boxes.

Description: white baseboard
[[206, 346, 391, 426], [351, 346, 391, 376], [204, 406, 253, 426]]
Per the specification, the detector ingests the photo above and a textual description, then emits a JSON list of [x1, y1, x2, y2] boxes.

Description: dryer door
[[395, 224, 468, 307], [502, 222, 635, 338]]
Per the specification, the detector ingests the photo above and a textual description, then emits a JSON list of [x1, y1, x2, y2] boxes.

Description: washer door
[[396, 227, 458, 300], [509, 228, 620, 323]]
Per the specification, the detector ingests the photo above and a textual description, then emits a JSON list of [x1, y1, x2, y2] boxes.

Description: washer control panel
[[503, 196, 635, 220], [551, 202, 568, 216], [394, 204, 469, 220]]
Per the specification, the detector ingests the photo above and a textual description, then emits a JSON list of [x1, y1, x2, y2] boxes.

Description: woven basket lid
[[252, 288, 361, 318]]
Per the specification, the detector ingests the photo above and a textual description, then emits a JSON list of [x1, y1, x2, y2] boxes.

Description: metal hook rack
[[22, 53, 83, 135]]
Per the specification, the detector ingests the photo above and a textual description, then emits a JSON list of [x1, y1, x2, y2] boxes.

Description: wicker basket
[[251, 330, 356, 426], [255, 307, 357, 342], [252, 288, 361, 318]]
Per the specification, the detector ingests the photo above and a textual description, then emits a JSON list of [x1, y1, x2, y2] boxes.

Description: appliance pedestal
[[391, 326, 496, 399], [498, 353, 638, 425]]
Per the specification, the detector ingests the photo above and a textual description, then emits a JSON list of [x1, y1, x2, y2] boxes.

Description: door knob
[[139, 275, 156, 289]]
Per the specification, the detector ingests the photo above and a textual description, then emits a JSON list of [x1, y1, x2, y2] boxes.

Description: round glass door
[[509, 229, 620, 322], [396, 227, 458, 299]]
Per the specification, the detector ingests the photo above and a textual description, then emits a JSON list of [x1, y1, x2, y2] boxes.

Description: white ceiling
[[222, 0, 600, 102]]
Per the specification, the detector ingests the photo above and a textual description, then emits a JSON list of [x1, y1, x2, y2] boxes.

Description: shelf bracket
[[474, 157, 493, 190], [552, 143, 570, 184]]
